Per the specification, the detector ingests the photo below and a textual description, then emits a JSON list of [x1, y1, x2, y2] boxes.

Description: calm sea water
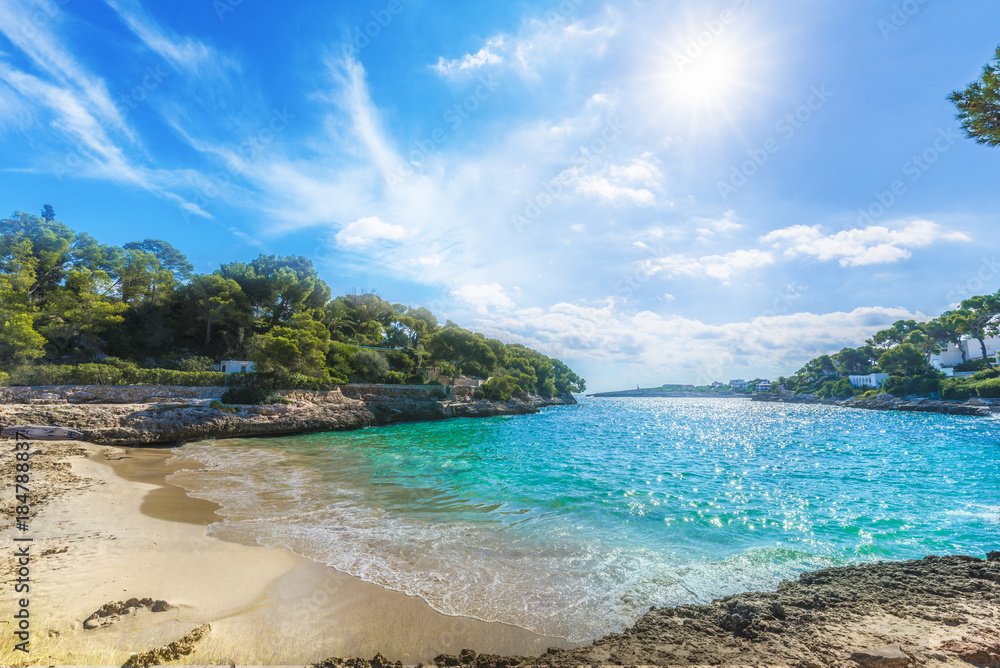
[[169, 398, 1000, 643]]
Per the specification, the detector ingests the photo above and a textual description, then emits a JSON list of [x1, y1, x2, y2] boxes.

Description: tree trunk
[[979, 337, 993, 368], [204, 312, 213, 348]]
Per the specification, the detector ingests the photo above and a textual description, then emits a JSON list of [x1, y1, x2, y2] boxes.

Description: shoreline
[[751, 391, 999, 417], [0, 440, 572, 666], [3, 425, 998, 666]]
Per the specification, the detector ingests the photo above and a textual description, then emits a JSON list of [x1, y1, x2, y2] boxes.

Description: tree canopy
[[0, 211, 585, 397], [950, 45, 1000, 147]]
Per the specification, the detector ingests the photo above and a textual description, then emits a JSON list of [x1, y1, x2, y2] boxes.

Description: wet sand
[[0, 440, 573, 666]]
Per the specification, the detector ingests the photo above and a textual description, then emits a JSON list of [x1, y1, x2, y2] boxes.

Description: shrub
[[954, 358, 989, 372], [972, 368, 1000, 381], [881, 374, 940, 397], [209, 399, 237, 413], [178, 355, 215, 372], [472, 389, 486, 400], [405, 373, 426, 385], [975, 378, 1000, 398], [220, 386, 288, 405], [941, 378, 976, 400]]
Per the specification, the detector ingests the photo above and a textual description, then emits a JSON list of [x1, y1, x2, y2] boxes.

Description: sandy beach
[[3, 437, 999, 668], [0, 440, 572, 666]]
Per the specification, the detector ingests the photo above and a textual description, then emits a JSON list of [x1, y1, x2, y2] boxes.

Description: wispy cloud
[[102, 0, 216, 73], [431, 12, 619, 80], [432, 35, 506, 77]]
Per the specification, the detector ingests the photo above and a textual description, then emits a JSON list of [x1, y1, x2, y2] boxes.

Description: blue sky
[[1, 0, 998, 392]]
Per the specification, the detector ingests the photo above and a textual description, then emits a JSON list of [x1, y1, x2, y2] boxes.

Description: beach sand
[[0, 441, 573, 666]]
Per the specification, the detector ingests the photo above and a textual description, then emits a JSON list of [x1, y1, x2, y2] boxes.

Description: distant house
[[753, 380, 771, 393], [221, 360, 256, 374], [929, 337, 1000, 369], [729, 379, 749, 390], [849, 373, 890, 388]]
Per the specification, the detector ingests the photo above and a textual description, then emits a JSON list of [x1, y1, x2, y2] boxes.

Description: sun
[[668, 44, 745, 109]]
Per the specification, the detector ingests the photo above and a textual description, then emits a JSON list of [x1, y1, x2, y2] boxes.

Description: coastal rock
[[849, 645, 911, 667], [123, 623, 209, 666], [83, 597, 173, 629], [506, 555, 1000, 667], [752, 392, 995, 417], [938, 630, 1000, 666], [0, 385, 577, 445]]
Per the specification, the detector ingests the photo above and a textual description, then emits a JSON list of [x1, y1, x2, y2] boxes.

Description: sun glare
[[669, 45, 744, 108]]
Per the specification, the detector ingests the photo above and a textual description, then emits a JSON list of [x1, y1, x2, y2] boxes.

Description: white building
[[729, 379, 748, 389], [754, 380, 772, 392], [929, 337, 1000, 369], [849, 373, 890, 388], [221, 360, 256, 374]]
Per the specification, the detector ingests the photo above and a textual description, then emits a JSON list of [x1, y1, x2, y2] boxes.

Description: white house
[[849, 373, 890, 388], [729, 379, 748, 389], [929, 337, 1000, 369], [221, 360, 256, 374], [754, 380, 772, 392]]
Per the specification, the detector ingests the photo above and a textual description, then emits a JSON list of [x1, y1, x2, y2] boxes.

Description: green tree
[[957, 293, 1000, 368], [950, 46, 1000, 147], [834, 347, 871, 375], [0, 314, 47, 365], [877, 343, 927, 377], [350, 349, 390, 382], [183, 274, 250, 348], [248, 314, 332, 379], [220, 255, 331, 327], [123, 239, 194, 281], [427, 326, 498, 381]]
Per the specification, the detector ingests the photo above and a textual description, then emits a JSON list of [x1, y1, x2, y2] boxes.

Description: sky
[[1, 0, 999, 392]]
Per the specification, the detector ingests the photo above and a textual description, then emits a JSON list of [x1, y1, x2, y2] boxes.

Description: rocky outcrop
[[123, 623, 210, 667], [752, 392, 996, 417], [0, 385, 577, 445], [465, 554, 1000, 668]]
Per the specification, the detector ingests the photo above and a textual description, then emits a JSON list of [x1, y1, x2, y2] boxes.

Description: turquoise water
[[171, 398, 1000, 642]]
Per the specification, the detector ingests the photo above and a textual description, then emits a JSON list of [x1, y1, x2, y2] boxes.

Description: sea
[[168, 397, 1000, 644]]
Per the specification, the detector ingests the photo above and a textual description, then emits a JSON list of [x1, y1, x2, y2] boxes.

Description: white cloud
[[451, 284, 517, 314], [472, 300, 926, 387], [431, 12, 618, 79], [560, 155, 662, 206], [695, 210, 742, 241], [336, 216, 413, 248], [432, 35, 506, 76], [644, 248, 774, 283], [762, 219, 970, 267]]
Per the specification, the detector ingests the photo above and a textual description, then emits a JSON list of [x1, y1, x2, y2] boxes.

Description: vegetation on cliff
[[0, 210, 585, 396], [778, 292, 1000, 399]]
